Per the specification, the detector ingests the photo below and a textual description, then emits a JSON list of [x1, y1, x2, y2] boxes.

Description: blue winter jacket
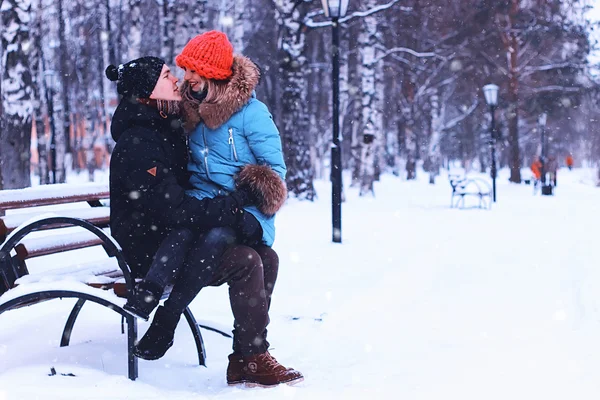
[[184, 56, 286, 246]]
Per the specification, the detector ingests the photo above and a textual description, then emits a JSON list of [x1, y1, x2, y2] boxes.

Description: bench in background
[[449, 175, 492, 210]]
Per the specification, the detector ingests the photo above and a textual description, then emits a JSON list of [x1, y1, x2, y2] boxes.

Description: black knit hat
[[105, 56, 165, 98]]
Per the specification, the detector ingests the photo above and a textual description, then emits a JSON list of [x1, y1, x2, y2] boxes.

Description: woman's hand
[[235, 164, 287, 216]]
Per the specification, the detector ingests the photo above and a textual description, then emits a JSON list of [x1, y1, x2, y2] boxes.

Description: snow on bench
[[0, 182, 109, 211], [14, 227, 112, 259], [0, 207, 110, 242], [15, 257, 121, 287], [0, 280, 126, 309]]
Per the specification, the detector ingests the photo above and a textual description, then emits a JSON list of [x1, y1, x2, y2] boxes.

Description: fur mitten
[[235, 165, 287, 216]]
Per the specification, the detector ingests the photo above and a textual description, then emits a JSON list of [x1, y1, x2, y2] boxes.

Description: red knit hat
[[176, 31, 233, 80]]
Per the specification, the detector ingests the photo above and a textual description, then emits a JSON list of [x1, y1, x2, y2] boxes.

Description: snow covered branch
[[519, 62, 587, 78], [304, 0, 407, 28], [480, 50, 509, 76], [442, 101, 479, 132], [527, 85, 581, 94], [368, 47, 442, 66]]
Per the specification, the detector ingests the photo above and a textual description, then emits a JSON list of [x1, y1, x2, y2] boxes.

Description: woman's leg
[[208, 245, 268, 355], [253, 245, 279, 311], [217, 246, 303, 386]]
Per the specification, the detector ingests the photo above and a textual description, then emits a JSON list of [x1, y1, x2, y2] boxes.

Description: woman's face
[[150, 64, 182, 101], [182, 68, 207, 92]]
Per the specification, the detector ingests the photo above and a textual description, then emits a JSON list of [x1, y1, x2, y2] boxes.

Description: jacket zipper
[[202, 125, 211, 178], [228, 128, 238, 162]]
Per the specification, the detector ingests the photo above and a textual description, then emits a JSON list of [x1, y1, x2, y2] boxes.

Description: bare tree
[[0, 0, 33, 189], [358, 0, 383, 196], [272, 0, 316, 200]]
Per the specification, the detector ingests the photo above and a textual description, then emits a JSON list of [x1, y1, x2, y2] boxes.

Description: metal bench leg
[[126, 314, 138, 380], [183, 307, 206, 366], [60, 299, 86, 347]]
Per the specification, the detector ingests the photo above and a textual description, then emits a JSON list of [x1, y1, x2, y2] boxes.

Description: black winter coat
[[109, 98, 248, 276]]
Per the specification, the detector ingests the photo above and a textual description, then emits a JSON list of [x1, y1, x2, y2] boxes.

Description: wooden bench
[[0, 183, 229, 380], [449, 175, 492, 209]]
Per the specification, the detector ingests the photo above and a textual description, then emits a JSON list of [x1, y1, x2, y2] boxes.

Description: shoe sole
[[132, 342, 173, 360], [227, 376, 304, 388], [123, 305, 150, 321]]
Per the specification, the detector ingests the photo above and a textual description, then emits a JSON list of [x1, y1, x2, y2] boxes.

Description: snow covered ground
[[2, 167, 600, 399]]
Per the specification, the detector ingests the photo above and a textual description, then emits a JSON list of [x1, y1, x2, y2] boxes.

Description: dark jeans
[[163, 227, 279, 355], [143, 227, 196, 291]]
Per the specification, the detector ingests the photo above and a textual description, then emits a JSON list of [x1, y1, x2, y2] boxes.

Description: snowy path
[[1, 168, 600, 399]]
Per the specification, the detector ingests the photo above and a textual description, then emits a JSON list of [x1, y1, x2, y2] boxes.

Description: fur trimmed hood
[[180, 55, 260, 131], [235, 164, 287, 217]]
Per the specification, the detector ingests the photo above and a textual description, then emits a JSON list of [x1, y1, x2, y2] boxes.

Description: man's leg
[[144, 228, 196, 290], [125, 227, 196, 320], [134, 227, 237, 360]]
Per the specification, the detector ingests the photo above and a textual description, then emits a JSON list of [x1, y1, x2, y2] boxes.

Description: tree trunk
[[32, 1, 49, 184], [128, 0, 142, 59], [358, 4, 382, 196], [0, 0, 33, 189], [427, 92, 444, 184], [105, 0, 117, 66], [506, 0, 521, 183], [274, 0, 315, 200], [217, 0, 245, 52], [57, 0, 72, 160], [161, 0, 176, 61], [405, 120, 417, 180], [188, 0, 208, 37], [402, 76, 417, 180]]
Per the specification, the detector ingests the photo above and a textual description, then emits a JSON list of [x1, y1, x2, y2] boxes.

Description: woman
[[107, 56, 302, 387], [173, 31, 302, 387], [176, 30, 287, 248]]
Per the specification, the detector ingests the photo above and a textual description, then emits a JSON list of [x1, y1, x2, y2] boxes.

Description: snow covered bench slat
[[0, 207, 110, 242], [15, 227, 111, 260], [14, 257, 121, 286], [0, 182, 109, 211]]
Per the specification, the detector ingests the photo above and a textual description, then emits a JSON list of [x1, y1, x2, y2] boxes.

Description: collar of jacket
[[180, 54, 261, 131], [111, 96, 182, 142]]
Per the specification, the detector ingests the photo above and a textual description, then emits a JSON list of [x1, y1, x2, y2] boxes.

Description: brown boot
[[227, 352, 304, 387]]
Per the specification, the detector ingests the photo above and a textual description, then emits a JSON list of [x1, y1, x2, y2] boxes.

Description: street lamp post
[[321, 0, 349, 243], [539, 113, 547, 186], [44, 70, 58, 184], [483, 84, 499, 203]]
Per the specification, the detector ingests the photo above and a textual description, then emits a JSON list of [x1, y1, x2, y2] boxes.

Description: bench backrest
[[0, 183, 109, 213], [0, 183, 110, 243], [0, 184, 113, 294]]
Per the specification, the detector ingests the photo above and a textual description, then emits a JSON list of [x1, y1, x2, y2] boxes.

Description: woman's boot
[[133, 306, 180, 360], [227, 351, 304, 387]]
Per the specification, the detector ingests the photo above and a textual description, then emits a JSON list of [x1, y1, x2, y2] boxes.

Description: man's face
[[150, 64, 182, 101]]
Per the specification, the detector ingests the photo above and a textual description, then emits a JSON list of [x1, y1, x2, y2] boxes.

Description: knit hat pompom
[[175, 30, 234, 80], [105, 56, 165, 98], [105, 65, 119, 81]]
